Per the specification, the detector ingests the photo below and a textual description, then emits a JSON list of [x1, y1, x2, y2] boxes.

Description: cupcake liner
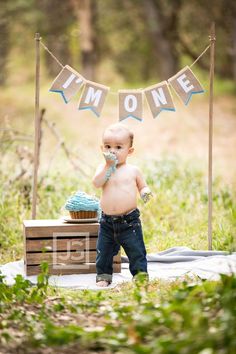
[[69, 210, 97, 219]]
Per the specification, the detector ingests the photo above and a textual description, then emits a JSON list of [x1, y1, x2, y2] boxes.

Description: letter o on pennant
[[124, 95, 138, 112], [119, 90, 143, 121]]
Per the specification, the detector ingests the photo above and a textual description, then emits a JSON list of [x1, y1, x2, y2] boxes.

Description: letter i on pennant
[[78, 81, 110, 117], [168, 66, 204, 105], [119, 90, 143, 121], [49, 65, 84, 103]]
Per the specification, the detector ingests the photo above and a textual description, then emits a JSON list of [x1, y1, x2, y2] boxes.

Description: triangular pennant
[[49, 65, 84, 103], [144, 81, 175, 118], [119, 90, 143, 121], [168, 66, 204, 105], [78, 81, 109, 117]]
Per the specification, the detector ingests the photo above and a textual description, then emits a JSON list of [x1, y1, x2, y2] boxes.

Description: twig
[[42, 112, 91, 177], [0, 128, 33, 139], [0, 137, 33, 144]]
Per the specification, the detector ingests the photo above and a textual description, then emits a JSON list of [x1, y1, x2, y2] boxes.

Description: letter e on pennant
[[168, 66, 204, 105]]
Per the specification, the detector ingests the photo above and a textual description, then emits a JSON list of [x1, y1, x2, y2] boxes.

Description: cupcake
[[64, 191, 100, 219]]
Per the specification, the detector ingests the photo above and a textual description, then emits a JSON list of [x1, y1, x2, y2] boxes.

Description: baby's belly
[[101, 186, 137, 215]]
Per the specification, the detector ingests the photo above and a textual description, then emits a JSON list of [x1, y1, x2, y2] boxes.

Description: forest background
[[0, 1, 236, 353]]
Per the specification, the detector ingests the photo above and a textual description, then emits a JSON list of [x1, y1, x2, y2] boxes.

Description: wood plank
[[23, 224, 27, 273], [26, 262, 121, 276], [26, 232, 98, 239], [23, 219, 99, 227], [26, 252, 121, 265], [24, 223, 99, 238], [26, 237, 97, 252]]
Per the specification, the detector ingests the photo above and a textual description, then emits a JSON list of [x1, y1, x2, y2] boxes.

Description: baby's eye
[[117, 146, 122, 150], [105, 145, 111, 149]]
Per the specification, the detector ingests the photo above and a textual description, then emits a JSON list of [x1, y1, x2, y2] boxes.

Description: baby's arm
[[135, 167, 152, 203], [92, 164, 110, 188], [93, 154, 117, 188]]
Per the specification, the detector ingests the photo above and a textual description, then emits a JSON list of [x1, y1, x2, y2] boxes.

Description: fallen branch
[[42, 111, 91, 177]]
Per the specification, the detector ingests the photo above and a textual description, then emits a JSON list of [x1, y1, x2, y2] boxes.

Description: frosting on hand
[[140, 187, 153, 203], [103, 152, 118, 182], [103, 152, 118, 164]]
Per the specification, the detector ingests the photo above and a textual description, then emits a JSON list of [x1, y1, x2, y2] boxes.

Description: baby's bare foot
[[96, 280, 109, 287]]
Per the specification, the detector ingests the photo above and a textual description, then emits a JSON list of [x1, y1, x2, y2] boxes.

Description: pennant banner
[[78, 80, 109, 117], [49, 65, 84, 103], [168, 66, 204, 105], [119, 90, 143, 121], [144, 81, 175, 118], [49, 63, 205, 120]]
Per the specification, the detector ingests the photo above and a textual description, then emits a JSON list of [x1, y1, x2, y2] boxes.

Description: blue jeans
[[96, 208, 147, 283]]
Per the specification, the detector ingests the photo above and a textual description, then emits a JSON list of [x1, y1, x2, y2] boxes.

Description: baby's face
[[102, 130, 133, 165]]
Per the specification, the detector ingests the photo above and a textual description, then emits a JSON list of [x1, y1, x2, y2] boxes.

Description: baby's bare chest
[[108, 168, 137, 188]]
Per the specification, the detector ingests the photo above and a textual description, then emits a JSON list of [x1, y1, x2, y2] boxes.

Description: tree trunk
[[232, 17, 236, 82], [37, 0, 73, 77], [71, 0, 97, 81], [0, 5, 10, 85], [143, 0, 181, 79]]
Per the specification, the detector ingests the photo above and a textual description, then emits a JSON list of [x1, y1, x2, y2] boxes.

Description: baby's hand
[[103, 152, 118, 182], [103, 152, 118, 167], [140, 187, 153, 203]]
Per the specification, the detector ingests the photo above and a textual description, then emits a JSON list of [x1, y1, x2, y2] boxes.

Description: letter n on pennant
[[119, 90, 143, 121], [78, 81, 109, 117], [144, 81, 175, 118], [49, 65, 84, 103], [168, 66, 204, 105]]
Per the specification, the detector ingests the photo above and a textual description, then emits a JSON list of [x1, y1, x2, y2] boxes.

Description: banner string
[[40, 38, 210, 93], [190, 44, 210, 67], [40, 40, 64, 69]]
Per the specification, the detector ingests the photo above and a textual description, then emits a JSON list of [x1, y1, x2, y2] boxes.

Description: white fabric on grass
[[0, 247, 235, 290]]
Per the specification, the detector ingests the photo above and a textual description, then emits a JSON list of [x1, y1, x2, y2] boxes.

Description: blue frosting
[[65, 191, 100, 211], [103, 152, 118, 182]]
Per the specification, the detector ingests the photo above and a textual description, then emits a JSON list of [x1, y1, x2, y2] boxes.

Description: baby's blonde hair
[[103, 123, 134, 147]]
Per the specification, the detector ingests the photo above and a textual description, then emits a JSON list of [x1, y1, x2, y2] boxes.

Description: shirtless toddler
[[92, 123, 152, 287]]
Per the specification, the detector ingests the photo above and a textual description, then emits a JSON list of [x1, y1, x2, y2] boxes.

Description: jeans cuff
[[96, 274, 112, 283]]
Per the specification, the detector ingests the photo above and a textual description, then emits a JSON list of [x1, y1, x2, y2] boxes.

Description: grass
[[0, 157, 235, 264], [0, 267, 236, 353]]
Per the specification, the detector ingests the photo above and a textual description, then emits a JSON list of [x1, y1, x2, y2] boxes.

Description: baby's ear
[[128, 147, 134, 155]]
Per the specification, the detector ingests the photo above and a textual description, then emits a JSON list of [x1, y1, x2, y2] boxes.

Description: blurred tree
[[0, 0, 236, 85], [70, 0, 98, 81], [142, 0, 182, 79], [36, 0, 75, 77], [96, 0, 156, 83], [179, 0, 236, 82], [96, 0, 236, 84], [0, 0, 37, 85], [233, 18, 236, 82], [0, 2, 10, 85]]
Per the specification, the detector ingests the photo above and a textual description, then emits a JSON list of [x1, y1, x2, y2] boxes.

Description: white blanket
[[0, 247, 235, 290]]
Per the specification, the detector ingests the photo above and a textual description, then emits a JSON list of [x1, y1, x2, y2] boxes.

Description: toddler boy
[[92, 123, 152, 287]]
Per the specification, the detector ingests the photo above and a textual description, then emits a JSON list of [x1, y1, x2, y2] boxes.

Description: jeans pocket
[[100, 217, 106, 224], [128, 219, 141, 228]]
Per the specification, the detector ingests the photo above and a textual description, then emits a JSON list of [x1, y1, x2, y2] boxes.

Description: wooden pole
[[208, 23, 216, 250], [32, 33, 41, 219]]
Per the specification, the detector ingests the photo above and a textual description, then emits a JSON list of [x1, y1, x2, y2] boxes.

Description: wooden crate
[[23, 220, 121, 276]]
